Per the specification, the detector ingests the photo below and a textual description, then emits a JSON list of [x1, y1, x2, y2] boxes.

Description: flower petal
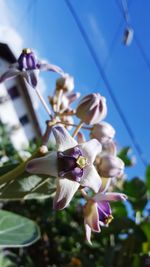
[[84, 222, 92, 245], [52, 125, 77, 151], [97, 201, 112, 225], [79, 139, 102, 164], [99, 178, 111, 193], [26, 151, 58, 176], [93, 192, 127, 202], [23, 69, 39, 88], [84, 201, 100, 232], [0, 68, 20, 83], [53, 178, 80, 210], [81, 165, 101, 193], [38, 61, 64, 75]]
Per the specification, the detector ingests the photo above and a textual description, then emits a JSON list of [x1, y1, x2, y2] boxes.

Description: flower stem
[[56, 89, 63, 113], [35, 87, 53, 119], [60, 122, 91, 130], [72, 121, 84, 138], [80, 189, 89, 200]]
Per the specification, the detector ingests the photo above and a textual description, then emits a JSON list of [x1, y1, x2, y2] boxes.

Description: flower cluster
[[0, 49, 127, 244]]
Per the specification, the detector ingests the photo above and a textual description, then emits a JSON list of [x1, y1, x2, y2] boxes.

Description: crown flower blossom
[[0, 48, 64, 88], [76, 93, 107, 125], [26, 125, 102, 210], [84, 187, 127, 244]]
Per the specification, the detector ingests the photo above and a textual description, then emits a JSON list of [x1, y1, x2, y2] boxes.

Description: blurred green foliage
[[0, 122, 150, 267]]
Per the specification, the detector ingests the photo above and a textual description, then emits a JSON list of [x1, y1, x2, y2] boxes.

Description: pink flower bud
[[76, 93, 107, 125], [56, 74, 74, 92], [98, 155, 124, 178], [91, 122, 115, 143]]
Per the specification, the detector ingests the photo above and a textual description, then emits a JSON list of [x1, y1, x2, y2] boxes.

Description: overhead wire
[[64, 0, 148, 167], [94, 0, 134, 88], [116, 0, 150, 78]]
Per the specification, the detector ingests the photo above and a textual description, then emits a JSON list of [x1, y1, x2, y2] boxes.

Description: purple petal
[[53, 178, 80, 210], [52, 125, 77, 151], [97, 201, 111, 224], [94, 192, 127, 202]]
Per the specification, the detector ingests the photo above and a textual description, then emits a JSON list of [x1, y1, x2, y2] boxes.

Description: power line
[[116, 0, 150, 80], [64, 0, 148, 167]]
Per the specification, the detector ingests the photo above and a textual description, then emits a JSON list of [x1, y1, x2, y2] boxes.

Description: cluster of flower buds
[[0, 49, 127, 244], [48, 74, 80, 129]]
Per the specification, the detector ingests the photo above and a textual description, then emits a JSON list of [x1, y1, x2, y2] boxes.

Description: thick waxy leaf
[[0, 174, 55, 200], [146, 165, 150, 194], [0, 210, 40, 247], [0, 164, 19, 176], [123, 177, 147, 211], [0, 252, 18, 267], [118, 147, 133, 167]]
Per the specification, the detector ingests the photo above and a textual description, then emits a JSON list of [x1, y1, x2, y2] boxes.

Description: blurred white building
[[0, 42, 41, 150]]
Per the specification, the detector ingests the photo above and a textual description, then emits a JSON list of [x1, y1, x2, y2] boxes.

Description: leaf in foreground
[[0, 210, 40, 248]]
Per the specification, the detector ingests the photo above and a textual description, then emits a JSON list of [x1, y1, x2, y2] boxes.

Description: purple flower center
[[97, 201, 113, 225], [57, 146, 87, 182], [18, 49, 37, 71]]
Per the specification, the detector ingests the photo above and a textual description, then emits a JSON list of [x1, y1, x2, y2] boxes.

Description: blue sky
[[1, 0, 150, 179]]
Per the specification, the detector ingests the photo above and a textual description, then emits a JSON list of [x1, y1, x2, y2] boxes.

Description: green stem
[[0, 150, 39, 186], [72, 121, 84, 138]]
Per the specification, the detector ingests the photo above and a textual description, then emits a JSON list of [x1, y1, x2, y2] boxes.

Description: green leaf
[[146, 165, 150, 193], [0, 252, 17, 267], [0, 210, 40, 247], [118, 147, 134, 167], [0, 174, 55, 200], [123, 177, 147, 211], [0, 164, 19, 176]]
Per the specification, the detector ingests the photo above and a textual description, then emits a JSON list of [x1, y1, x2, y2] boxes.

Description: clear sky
[[1, 0, 150, 179]]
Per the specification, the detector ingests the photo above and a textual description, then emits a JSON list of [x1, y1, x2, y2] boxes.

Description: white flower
[[26, 125, 102, 210]]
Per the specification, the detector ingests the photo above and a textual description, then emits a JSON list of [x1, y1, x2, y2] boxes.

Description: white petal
[[23, 69, 39, 88], [84, 201, 100, 232], [99, 178, 111, 193], [85, 223, 92, 245], [53, 178, 80, 210], [52, 125, 77, 151], [39, 61, 64, 75], [93, 192, 127, 202], [79, 139, 102, 164], [81, 165, 101, 193], [0, 68, 20, 83], [26, 151, 58, 176]]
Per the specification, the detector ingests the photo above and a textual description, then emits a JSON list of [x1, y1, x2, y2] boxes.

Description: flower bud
[[98, 155, 124, 178], [18, 48, 37, 71], [76, 93, 107, 125], [56, 74, 74, 92], [102, 141, 117, 156], [91, 122, 115, 143]]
